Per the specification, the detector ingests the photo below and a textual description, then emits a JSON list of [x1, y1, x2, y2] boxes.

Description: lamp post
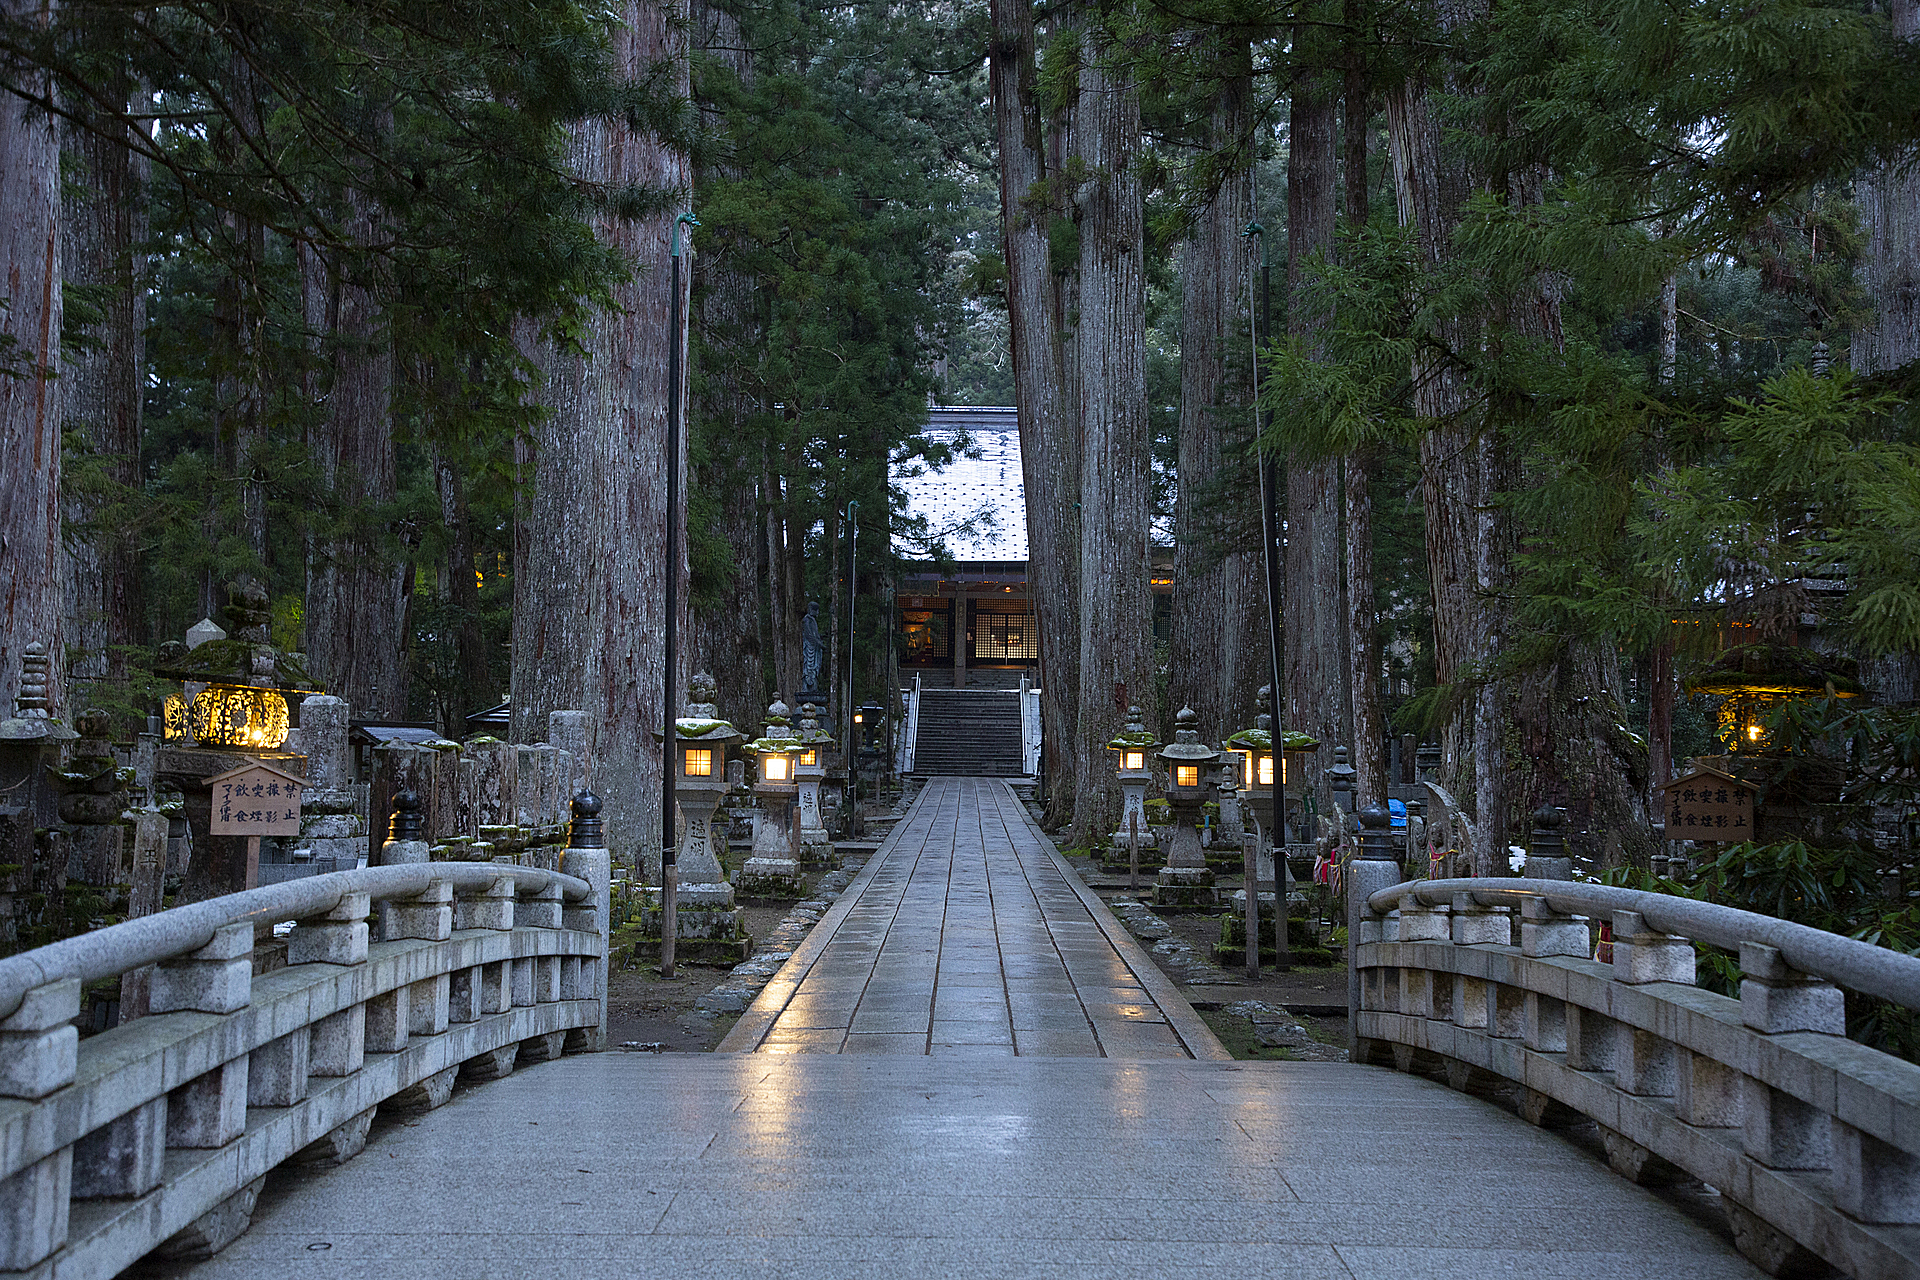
[[661, 209, 699, 976], [1153, 707, 1219, 908], [1106, 706, 1159, 889]]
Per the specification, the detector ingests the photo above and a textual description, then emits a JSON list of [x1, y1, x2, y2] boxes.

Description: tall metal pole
[[845, 498, 859, 811], [1248, 219, 1289, 972], [662, 210, 698, 977]]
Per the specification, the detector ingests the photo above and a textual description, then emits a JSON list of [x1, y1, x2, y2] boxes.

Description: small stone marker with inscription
[[206, 760, 306, 888], [1656, 764, 1756, 843]]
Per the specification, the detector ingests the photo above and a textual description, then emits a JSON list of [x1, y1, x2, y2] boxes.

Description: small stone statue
[[799, 602, 825, 695]]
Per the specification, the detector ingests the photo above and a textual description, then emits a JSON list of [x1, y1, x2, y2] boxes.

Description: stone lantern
[[1225, 712, 1275, 883], [1105, 705, 1158, 856], [638, 674, 751, 963], [794, 702, 835, 866], [1153, 707, 1218, 908], [738, 700, 804, 898], [665, 673, 744, 887]]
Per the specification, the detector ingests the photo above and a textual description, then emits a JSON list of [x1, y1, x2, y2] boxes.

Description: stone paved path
[[718, 776, 1228, 1058], [174, 1054, 1765, 1280]]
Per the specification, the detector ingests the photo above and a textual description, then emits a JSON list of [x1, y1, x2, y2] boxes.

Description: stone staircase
[[911, 689, 1025, 776]]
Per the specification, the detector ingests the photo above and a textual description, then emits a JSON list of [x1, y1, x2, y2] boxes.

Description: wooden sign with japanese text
[[207, 761, 305, 837], [1658, 765, 1756, 843]]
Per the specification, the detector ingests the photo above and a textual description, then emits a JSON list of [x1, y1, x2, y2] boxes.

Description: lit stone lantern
[[1106, 705, 1159, 854], [1226, 713, 1276, 888], [665, 673, 743, 887], [738, 699, 805, 898], [638, 674, 751, 963], [1153, 707, 1219, 908], [794, 703, 835, 865]]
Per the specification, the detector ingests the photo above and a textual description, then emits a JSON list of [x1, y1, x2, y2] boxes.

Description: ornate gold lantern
[[1687, 643, 1861, 754], [188, 684, 291, 750], [162, 693, 190, 742]]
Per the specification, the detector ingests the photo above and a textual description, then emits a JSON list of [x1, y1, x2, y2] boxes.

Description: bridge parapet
[[1351, 875, 1920, 1280], [0, 857, 608, 1278]]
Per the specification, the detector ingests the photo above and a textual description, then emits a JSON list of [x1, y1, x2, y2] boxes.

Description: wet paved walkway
[[170, 776, 1765, 1280], [178, 1054, 1765, 1280], [718, 776, 1226, 1058]]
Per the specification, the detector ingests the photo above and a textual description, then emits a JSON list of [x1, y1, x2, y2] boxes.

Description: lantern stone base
[[1103, 828, 1159, 868], [1214, 895, 1333, 967], [1150, 865, 1217, 910], [736, 855, 804, 900], [631, 883, 752, 965], [799, 833, 836, 869]]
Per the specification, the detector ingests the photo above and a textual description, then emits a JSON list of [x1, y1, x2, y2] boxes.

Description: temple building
[[894, 406, 1171, 692]]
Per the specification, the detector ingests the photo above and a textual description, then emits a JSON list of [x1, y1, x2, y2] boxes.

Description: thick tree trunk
[[0, 0, 64, 717], [991, 0, 1080, 823], [1516, 641, 1655, 869], [307, 213, 405, 716], [514, 0, 689, 867], [1857, 0, 1920, 375], [1345, 456, 1386, 811], [1341, 43, 1388, 812], [1068, 36, 1152, 845], [1384, 41, 1500, 871], [689, 0, 768, 730], [434, 449, 485, 735], [1285, 67, 1342, 807], [1170, 46, 1267, 741], [61, 100, 145, 709]]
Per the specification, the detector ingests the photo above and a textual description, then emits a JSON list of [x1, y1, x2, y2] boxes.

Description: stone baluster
[[1449, 893, 1512, 1032], [561, 790, 611, 1052], [256, 892, 371, 1115], [1519, 898, 1588, 1056], [151, 924, 254, 1149], [1609, 910, 1692, 1100], [522, 878, 566, 1005], [0, 978, 81, 1269], [1740, 942, 1841, 1174], [1395, 893, 1452, 1022]]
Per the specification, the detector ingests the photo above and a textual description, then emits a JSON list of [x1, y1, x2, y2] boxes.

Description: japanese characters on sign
[[207, 762, 304, 837], [1658, 767, 1755, 843]]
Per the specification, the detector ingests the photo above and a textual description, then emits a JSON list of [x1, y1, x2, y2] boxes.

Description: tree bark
[[1285, 63, 1342, 807], [991, 0, 1080, 823], [1069, 32, 1152, 845], [434, 447, 485, 735], [514, 0, 689, 867], [1170, 43, 1267, 742], [1856, 0, 1920, 376], [1341, 30, 1388, 812], [1384, 26, 1499, 871], [688, 0, 767, 730], [307, 206, 405, 717], [0, 0, 64, 717], [60, 93, 145, 710]]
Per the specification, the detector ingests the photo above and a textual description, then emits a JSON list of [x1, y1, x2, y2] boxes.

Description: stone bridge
[[3, 778, 1916, 1279]]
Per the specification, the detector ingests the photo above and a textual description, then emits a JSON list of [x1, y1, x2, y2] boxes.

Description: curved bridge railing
[[1347, 860, 1920, 1280], [0, 853, 609, 1279]]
